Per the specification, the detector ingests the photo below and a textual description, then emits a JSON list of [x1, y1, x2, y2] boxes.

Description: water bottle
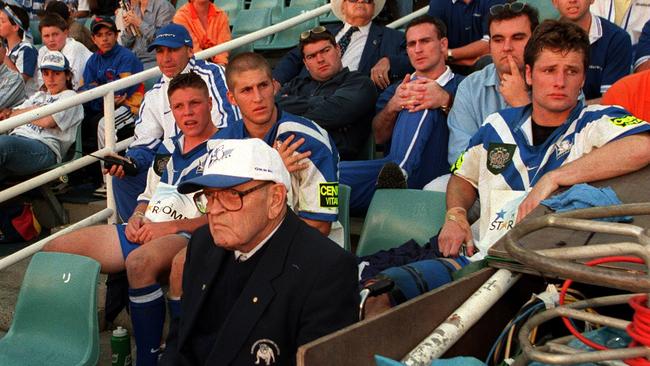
[[111, 326, 132, 366]]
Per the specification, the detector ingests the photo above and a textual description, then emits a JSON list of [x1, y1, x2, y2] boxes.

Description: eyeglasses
[[193, 181, 272, 213], [489, 1, 526, 16], [345, 0, 374, 3], [300, 25, 327, 41]]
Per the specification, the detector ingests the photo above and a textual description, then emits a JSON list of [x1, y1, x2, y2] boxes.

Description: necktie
[[338, 26, 359, 56]]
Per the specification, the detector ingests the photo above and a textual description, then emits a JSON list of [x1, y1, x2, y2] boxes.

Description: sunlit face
[[405, 22, 447, 74], [226, 68, 277, 130], [169, 86, 215, 139], [41, 68, 68, 94], [0, 11, 17, 38], [155, 46, 192, 78], [489, 15, 533, 76], [553, 0, 594, 22], [205, 180, 275, 252], [341, 0, 374, 26], [526, 48, 585, 122], [92, 27, 118, 53], [302, 39, 343, 82], [41, 26, 68, 51]]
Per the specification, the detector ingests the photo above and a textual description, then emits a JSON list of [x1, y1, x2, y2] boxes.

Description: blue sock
[[129, 284, 165, 366], [167, 298, 181, 320]]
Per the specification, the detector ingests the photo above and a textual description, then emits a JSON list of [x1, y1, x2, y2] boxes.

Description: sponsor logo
[[251, 339, 280, 365], [451, 152, 465, 173], [319, 182, 338, 208], [486, 143, 516, 175], [153, 154, 171, 177], [206, 145, 234, 167], [489, 209, 515, 231], [609, 115, 644, 127]]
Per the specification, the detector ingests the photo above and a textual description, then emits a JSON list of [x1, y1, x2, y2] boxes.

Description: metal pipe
[[386, 5, 430, 28], [503, 203, 650, 292], [0, 208, 114, 271], [401, 269, 521, 365], [0, 138, 133, 204], [517, 294, 650, 365]]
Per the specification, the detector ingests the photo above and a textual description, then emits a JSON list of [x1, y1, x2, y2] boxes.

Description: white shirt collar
[[589, 14, 603, 44], [234, 219, 283, 262], [342, 21, 372, 35], [411, 66, 455, 87]]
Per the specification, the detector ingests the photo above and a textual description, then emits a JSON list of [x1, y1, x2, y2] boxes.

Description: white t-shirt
[[36, 38, 92, 91], [11, 90, 83, 162]]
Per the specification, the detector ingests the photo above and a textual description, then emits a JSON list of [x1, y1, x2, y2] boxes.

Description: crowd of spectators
[[1, 0, 650, 364]]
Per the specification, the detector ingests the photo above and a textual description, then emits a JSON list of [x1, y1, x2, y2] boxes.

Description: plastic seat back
[[0, 252, 101, 366], [339, 184, 351, 251], [231, 8, 273, 46], [255, 6, 318, 50], [30, 20, 41, 45], [356, 189, 446, 257]]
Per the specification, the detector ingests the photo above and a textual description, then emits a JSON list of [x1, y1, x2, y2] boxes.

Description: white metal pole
[[401, 269, 521, 366], [103, 91, 117, 224]]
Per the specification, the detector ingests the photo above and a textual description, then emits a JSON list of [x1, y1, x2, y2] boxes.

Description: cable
[[485, 302, 545, 365], [558, 256, 650, 365]]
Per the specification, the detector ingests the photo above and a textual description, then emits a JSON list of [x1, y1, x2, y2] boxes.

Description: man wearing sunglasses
[[273, 0, 411, 90], [553, 0, 632, 102], [44, 73, 235, 366], [276, 27, 377, 160], [428, 0, 506, 73], [160, 138, 358, 366]]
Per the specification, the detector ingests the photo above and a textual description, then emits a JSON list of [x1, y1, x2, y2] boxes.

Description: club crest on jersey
[[553, 139, 573, 159], [486, 143, 516, 175], [250, 339, 280, 365], [153, 154, 171, 177]]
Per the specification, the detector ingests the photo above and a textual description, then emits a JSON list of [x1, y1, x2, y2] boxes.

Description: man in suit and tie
[[272, 0, 411, 89], [160, 138, 359, 366]]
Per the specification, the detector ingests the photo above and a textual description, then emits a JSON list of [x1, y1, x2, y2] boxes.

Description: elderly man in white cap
[[273, 0, 411, 89], [160, 138, 358, 366]]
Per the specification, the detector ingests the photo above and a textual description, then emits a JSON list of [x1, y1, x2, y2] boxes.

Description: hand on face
[[499, 55, 531, 107]]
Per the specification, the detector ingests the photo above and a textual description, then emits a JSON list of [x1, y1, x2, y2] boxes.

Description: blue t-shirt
[[634, 20, 650, 70], [585, 16, 632, 99], [428, 0, 505, 49]]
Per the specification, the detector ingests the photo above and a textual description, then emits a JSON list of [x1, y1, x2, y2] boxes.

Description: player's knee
[[125, 250, 154, 279]]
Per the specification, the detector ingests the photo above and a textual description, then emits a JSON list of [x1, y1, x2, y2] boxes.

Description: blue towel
[[541, 184, 632, 223]]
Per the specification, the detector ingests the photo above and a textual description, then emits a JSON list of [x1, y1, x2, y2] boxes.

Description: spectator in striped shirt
[[0, 3, 37, 97]]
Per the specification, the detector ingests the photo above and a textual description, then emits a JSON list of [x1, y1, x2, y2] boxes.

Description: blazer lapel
[[359, 22, 383, 73], [178, 241, 227, 347], [205, 212, 301, 365]]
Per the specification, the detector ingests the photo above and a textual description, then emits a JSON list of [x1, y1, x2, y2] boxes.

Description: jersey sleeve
[[576, 106, 650, 155], [451, 114, 499, 188]]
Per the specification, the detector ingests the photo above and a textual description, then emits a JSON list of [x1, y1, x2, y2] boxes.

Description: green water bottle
[[111, 326, 132, 366]]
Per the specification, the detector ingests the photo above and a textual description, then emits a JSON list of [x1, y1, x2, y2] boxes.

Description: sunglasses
[[489, 1, 526, 16], [300, 25, 327, 41], [345, 0, 374, 3]]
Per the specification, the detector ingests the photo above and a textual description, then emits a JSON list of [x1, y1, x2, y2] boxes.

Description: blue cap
[[147, 23, 193, 52], [39, 50, 70, 71]]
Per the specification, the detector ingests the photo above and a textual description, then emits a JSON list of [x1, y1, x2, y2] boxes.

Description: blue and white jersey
[[452, 103, 650, 254], [137, 131, 217, 223], [6, 41, 38, 96], [130, 57, 240, 153], [217, 109, 340, 223]]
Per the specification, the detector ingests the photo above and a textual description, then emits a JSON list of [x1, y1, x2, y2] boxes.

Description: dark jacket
[[276, 68, 378, 160], [272, 22, 412, 85], [160, 210, 359, 366]]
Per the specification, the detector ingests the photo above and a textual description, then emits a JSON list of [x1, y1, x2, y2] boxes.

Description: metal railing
[[0, 4, 429, 271]]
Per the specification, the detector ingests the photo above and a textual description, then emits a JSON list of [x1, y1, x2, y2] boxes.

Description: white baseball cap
[[177, 138, 291, 194], [40, 50, 71, 71]]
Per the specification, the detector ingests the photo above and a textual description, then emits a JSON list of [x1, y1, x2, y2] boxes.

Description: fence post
[[104, 91, 117, 224]]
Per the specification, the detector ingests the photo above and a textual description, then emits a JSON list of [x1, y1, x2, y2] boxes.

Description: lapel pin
[[201, 284, 206, 290], [253, 296, 259, 303], [373, 39, 378, 46]]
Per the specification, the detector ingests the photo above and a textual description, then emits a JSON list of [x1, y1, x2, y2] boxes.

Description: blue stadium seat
[[231, 8, 273, 48], [356, 189, 446, 257], [29, 20, 41, 45], [0, 252, 101, 366], [254, 6, 318, 51]]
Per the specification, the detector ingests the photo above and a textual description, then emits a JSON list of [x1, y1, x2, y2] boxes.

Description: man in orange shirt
[[174, 0, 231, 65], [602, 70, 650, 121]]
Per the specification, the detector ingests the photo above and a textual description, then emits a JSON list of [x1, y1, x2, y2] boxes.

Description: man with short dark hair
[[439, 20, 650, 258], [444, 2, 539, 178], [276, 27, 377, 160], [273, 0, 411, 89], [553, 0, 632, 101], [44, 73, 224, 366], [340, 15, 464, 212], [160, 138, 358, 366]]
